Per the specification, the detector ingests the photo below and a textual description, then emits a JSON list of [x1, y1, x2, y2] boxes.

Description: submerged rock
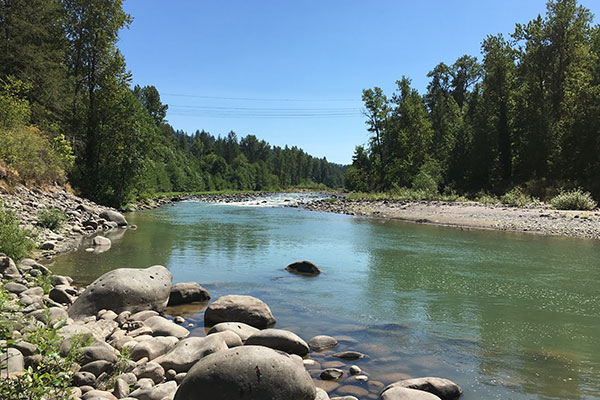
[[285, 260, 322, 275], [381, 377, 463, 400], [308, 335, 338, 351]]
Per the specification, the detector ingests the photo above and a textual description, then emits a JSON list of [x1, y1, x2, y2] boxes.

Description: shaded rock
[[308, 335, 338, 351], [144, 316, 189, 339], [21, 287, 44, 297], [40, 241, 55, 250], [349, 365, 361, 375], [0, 255, 21, 279], [30, 307, 68, 325], [100, 210, 128, 227], [130, 381, 177, 400], [209, 330, 243, 348], [320, 368, 344, 381], [81, 360, 114, 377], [81, 389, 118, 400], [381, 387, 442, 400], [285, 260, 321, 275], [316, 388, 331, 400], [51, 275, 73, 286], [332, 351, 366, 361], [12, 341, 37, 357], [174, 346, 315, 400], [74, 371, 97, 387], [130, 336, 179, 361], [336, 385, 368, 397], [133, 361, 165, 384], [4, 282, 27, 294], [24, 354, 43, 368], [167, 282, 210, 306], [131, 310, 159, 322], [49, 287, 74, 304], [245, 328, 309, 356], [80, 345, 119, 365], [382, 378, 463, 400], [154, 335, 228, 373], [207, 321, 258, 342], [0, 348, 24, 375], [113, 378, 130, 399], [68, 266, 172, 320], [93, 236, 111, 247], [204, 295, 276, 328]]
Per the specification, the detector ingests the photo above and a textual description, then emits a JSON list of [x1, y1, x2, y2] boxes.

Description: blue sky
[[119, 0, 600, 165]]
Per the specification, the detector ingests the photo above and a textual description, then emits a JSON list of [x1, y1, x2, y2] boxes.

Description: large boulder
[[207, 322, 258, 342], [174, 346, 316, 400], [204, 295, 276, 328], [144, 316, 190, 339], [285, 260, 321, 275], [167, 282, 210, 306], [153, 335, 228, 373], [0, 255, 21, 279], [99, 210, 128, 227], [245, 329, 309, 356], [381, 378, 463, 400], [380, 387, 442, 400], [68, 266, 172, 320]]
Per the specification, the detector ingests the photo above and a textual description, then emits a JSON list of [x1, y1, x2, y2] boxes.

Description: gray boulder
[[144, 316, 189, 339], [68, 266, 172, 319], [207, 321, 258, 342], [93, 236, 111, 246], [130, 381, 177, 400], [316, 388, 331, 400], [285, 260, 321, 275], [0, 255, 21, 279], [381, 378, 463, 400], [4, 281, 27, 294], [308, 335, 338, 351], [167, 282, 210, 305], [245, 328, 309, 356], [380, 387, 442, 400], [320, 368, 343, 381], [100, 210, 128, 227], [153, 335, 228, 373], [130, 336, 179, 361], [204, 295, 276, 328], [0, 348, 24, 376], [174, 346, 316, 400], [132, 361, 165, 384], [332, 351, 366, 360]]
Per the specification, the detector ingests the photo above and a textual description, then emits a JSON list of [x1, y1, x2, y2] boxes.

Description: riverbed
[[44, 194, 600, 399]]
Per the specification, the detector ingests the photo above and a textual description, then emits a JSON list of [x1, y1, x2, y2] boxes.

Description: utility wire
[[163, 93, 360, 102]]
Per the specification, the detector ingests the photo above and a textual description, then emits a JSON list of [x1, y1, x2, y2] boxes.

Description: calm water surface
[[45, 197, 600, 399]]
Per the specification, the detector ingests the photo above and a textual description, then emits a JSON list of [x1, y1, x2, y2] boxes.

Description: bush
[[37, 207, 67, 231], [0, 204, 35, 260], [550, 189, 597, 210], [501, 187, 534, 208]]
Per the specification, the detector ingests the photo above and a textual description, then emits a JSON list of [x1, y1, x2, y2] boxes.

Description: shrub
[[500, 187, 533, 208], [550, 189, 597, 210], [475, 192, 499, 205], [0, 203, 35, 260], [37, 207, 67, 231]]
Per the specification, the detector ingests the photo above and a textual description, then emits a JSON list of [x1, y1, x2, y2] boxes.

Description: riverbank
[[303, 198, 600, 240]]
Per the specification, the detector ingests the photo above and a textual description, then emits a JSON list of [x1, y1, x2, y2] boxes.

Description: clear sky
[[119, 0, 600, 165]]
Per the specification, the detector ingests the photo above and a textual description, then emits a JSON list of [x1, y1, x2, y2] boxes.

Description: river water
[[45, 194, 600, 399]]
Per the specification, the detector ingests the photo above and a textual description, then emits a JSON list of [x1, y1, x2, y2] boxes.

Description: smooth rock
[[74, 371, 97, 387], [245, 328, 309, 356], [4, 282, 27, 294], [93, 236, 111, 247], [130, 336, 179, 361], [207, 321, 258, 342], [30, 307, 68, 325], [0, 348, 24, 375], [40, 241, 55, 250], [81, 389, 118, 400], [316, 388, 331, 400], [130, 381, 177, 400], [80, 360, 113, 377], [131, 310, 159, 322], [204, 295, 276, 328], [209, 330, 243, 348], [132, 361, 165, 384], [380, 387, 442, 400], [80, 345, 119, 365], [174, 346, 315, 400], [153, 335, 228, 373], [381, 378, 463, 400], [12, 341, 37, 357], [167, 282, 210, 306], [0, 255, 21, 278], [49, 287, 74, 304], [99, 210, 128, 227], [308, 335, 338, 351], [113, 378, 130, 399], [285, 260, 322, 275], [68, 266, 172, 319], [320, 368, 344, 381], [349, 365, 362, 375], [332, 351, 366, 361], [144, 316, 189, 339]]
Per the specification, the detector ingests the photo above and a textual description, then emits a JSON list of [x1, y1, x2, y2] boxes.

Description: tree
[[133, 85, 168, 126]]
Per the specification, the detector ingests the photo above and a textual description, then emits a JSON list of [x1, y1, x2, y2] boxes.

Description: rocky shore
[[304, 198, 600, 240], [0, 256, 463, 400]]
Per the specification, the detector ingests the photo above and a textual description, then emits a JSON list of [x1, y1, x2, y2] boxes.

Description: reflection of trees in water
[[362, 225, 594, 399]]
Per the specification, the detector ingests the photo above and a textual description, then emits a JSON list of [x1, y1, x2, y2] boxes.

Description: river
[[44, 194, 600, 399]]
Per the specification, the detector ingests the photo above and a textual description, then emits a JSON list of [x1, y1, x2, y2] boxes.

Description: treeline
[[347, 0, 600, 201], [0, 0, 344, 207]]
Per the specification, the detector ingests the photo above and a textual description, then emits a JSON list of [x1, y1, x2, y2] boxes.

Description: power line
[[169, 104, 361, 112], [162, 93, 360, 102]]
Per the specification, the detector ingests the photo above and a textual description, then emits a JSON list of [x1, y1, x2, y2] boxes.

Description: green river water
[[44, 196, 600, 399]]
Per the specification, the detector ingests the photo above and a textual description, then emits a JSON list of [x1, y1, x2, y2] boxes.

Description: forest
[[347, 0, 600, 202], [0, 0, 345, 207]]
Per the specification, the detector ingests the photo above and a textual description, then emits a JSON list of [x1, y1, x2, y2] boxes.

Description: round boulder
[[207, 322, 259, 342], [174, 346, 316, 400], [92, 236, 111, 247], [245, 329, 309, 356], [285, 260, 321, 275], [204, 295, 276, 328], [99, 210, 128, 227], [381, 377, 463, 400], [167, 282, 210, 306], [68, 266, 172, 320], [380, 387, 442, 400], [308, 335, 338, 351]]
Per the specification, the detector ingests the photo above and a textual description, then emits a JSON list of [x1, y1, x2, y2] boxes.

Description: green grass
[[37, 207, 67, 232], [346, 187, 467, 202], [0, 203, 35, 260]]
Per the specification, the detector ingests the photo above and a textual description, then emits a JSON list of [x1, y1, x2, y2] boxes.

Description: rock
[[349, 365, 362, 375], [30, 307, 68, 325], [308, 335, 338, 351], [207, 321, 258, 342], [113, 378, 130, 399], [74, 371, 97, 387], [0, 348, 24, 375], [40, 241, 55, 250], [380, 387, 442, 400], [99, 210, 128, 227], [21, 287, 44, 297], [80, 360, 114, 377], [117, 372, 137, 385], [353, 375, 368, 382], [80, 345, 119, 365], [49, 287, 74, 304], [209, 330, 243, 348], [83, 219, 99, 230], [320, 368, 344, 381], [130, 381, 177, 400], [4, 282, 27, 294], [12, 341, 37, 357], [204, 295, 276, 328], [131, 310, 159, 322], [130, 336, 179, 361], [153, 335, 228, 373], [93, 236, 111, 247], [331, 397, 359, 400], [173, 346, 316, 400], [336, 385, 369, 397], [132, 361, 165, 384], [173, 316, 184, 324], [285, 260, 321, 275], [144, 316, 189, 339], [332, 351, 366, 361], [100, 310, 118, 321], [81, 389, 118, 400], [165, 369, 176, 380], [135, 378, 155, 390], [316, 388, 331, 400], [0, 255, 21, 278], [51, 275, 73, 286], [381, 378, 463, 400], [167, 282, 210, 305], [77, 204, 97, 214], [245, 328, 309, 356], [68, 266, 172, 320]]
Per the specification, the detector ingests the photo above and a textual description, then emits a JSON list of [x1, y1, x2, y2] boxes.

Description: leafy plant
[[37, 207, 67, 232], [550, 189, 597, 210], [0, 203, 35, 260], [500, 187, 533, 208]]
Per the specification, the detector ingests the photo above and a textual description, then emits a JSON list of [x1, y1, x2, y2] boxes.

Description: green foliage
[[550, 188, 597, 210], [37, 207, 67, 232], [0, 203, 35, 260], [475, 192, 500, 205], [500, 187, 534, 208]]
